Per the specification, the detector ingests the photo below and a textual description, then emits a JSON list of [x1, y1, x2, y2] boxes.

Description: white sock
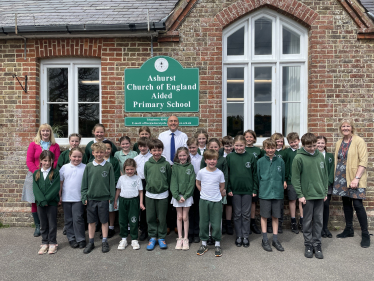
[[109, 226, 114, 230], [202, 241, 207, 246], [215, 241, 220, 247], [122, 238, 127, 241]]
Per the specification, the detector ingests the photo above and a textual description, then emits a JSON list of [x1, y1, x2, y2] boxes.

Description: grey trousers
[[63, 202, 86, 243], [302, 199, 324, 247], [37, 205, 58, 245], [232, 194, 252, 239]]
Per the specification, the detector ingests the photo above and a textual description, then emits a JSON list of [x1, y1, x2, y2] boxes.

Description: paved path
[[0, 227, 372, 281]]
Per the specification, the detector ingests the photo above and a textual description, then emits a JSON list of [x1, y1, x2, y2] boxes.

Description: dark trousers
[[302, 199, 323, 247], [232, 194, 252, 239], [188, 186, 200, 237], [342, 196, 368, 234], [323, 194, 332, 230], [167, 192, 176, 229], [37, 205, 58, 245], [63, 202, 85, 243], [139, 179, 147, 233]]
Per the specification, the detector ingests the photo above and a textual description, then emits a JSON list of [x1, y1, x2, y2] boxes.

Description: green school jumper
[[56, 149, 88, 171], [245, 146, 265, 161], [284, 148, 297, 186], [107, 156, 120, 186], [85, 140, 118, 163], [33, 170, 60, 206], [132, 143, 140, 155], [144, 156, 172, 239], [170, 162, 196, 201]]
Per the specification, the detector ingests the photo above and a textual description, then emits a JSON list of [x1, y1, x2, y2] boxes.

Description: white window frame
[[40, 58, 101, 145], [222, 8, 308, 145]]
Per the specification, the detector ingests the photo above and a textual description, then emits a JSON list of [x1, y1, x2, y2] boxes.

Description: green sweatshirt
[[257, 155, 285, 200], [200, 155, 228, 190], [284, 148, 297, 185], [226, 151, 258, 195], [291, 148, 328, 200], [81, 161, 116, 203], [107, 156, 120, 185], [170, 162, 196, 201], [85, 140, 118, 163], [33, 169, 60, 207], [324, 152, 335, 186], [144, 156, 172, 194], [56, 149, 88, 171], [245, 146, 265, 161]]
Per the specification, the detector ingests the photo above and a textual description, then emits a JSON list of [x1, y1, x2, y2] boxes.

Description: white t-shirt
[[60, 162, 86, 202], [116, 174, 143, 199], [196, 168, 225, 202], [134, 152, 152, 179]]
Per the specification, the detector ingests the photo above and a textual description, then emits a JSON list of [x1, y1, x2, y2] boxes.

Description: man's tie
[[170, 132, 175, 162]]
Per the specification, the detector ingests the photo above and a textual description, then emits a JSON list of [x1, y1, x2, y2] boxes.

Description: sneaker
[[291, 223, 299, 234], [215, 246, 222, 257], [262, 239, 272, 252], [48, 244, 58, 255], [131, 240, 140, 250], [251, 223, 261, 234], [314, 245, 323, 259], [272, 240, 284, 251], [337, 227, 354, 238], [118, 239, 128, 250], [69, 240, 79, 248], [304, 245, 313, 258], [139, 231, 148, 241], [78, 241, 86, 249], [235, 237, 243, 247], [147, 238, 157, 251], [207, 236, 215, 245], [38, 244, 49, 255], [182, 238, 189, 250], [321, 228, 326, 238], [197, 244, 208, 256], [83, 242, 95, 254], [102, 241, 110, 253], [175, 238, 183, 250], [108, 228, 115, 238], [158, 239, 168, 249], [226, 221, 234, 235], [242, 238, 250, 248], [193, 236, 200, 243]]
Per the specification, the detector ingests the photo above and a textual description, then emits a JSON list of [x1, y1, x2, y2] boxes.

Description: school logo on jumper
[[329, 158, 332, 163], [253, 152, 258, 158], [320, 162, 325, 169], [277, 155, 282, 159], [278, 166, 281, 172], [186, 169, 192, 175], [131, 181, 138, 188], [160, 166, 166, 173], [102, 171, 108, 177], [131, 216, 137, 223], [245, 162, 251, 168]]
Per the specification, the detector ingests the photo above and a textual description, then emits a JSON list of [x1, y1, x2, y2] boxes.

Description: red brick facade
[[1, 0, 373, 228]]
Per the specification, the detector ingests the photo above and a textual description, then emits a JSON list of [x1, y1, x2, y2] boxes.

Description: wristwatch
[[355, 176, 361, 180]]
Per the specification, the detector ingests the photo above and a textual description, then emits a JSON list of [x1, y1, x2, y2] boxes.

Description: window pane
[[282, 103, 300, 136], [78, 68, 100, 102], [282, 66, 300, 101], [227, 68, 244, 101], [48, 104, 68, 138], [254, 67, 272, 102], [227, 103, 244, 137], [255, 17, 272, 55], [254, 103, 271, 137], [47, 68, 68, 102], [283, 26, 300, 54], [227, 27, 244, 56], [79, 104, 99, 138]]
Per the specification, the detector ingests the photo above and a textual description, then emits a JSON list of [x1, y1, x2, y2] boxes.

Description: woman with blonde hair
[[333, 118, 370, 248], [22, 124, 61, 237]]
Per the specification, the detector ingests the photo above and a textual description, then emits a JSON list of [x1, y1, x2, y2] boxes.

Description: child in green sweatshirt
[[56, 133, 88, 171], [291, 133, 328, 259], [81, 142, 116, 254], [144, 139, 172, 251]]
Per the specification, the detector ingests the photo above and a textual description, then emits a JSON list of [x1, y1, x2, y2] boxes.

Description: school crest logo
[[160, 167, 166, 173], [278, 166, 282, 172], [245, 162, 251, 168], [131, 216, 137, 223], [320, 162, 325, 169], [131, 181, 138, 188], [102, 171, 108, 177], [253, 152, 258, 158], [277, 155, 282, 159], [186, 169, 192, 175], [329, 158, 332, 163]]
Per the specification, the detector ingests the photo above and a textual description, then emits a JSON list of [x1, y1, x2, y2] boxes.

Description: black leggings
[[323, 194, 331, 230], [342, 196, 368, 234]]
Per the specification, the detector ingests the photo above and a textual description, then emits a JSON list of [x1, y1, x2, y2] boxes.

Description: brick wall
[[0, 0, 373, 229]]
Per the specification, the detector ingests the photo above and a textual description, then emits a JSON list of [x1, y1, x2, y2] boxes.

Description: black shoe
[[139, 231, 148, 241], [235, 237, 243, 247], [272, 240, 284, 251], [337, 227, 354, 238], [242, 238, 250, 248], [361, 232, 370, 248], [298, 222, 303, 233], [291, 223, 299, 234], [207, 236, 215, 245], [251, 223, 261, 234], [313, 245, 323, 259], [193, 236, 200, 243], [79, 241, 86, 249], [278, 226, 283, 234], [226, 221, 234, 235], [321, 228, 327, 238], [304, 245, 313, 258], [108, 229, 115, 239], [83, 242, 95, 254], [102, 241, 110, 253], [215, 246, 222, 257], [267, 226, 273, 234], [262, 239, 272, 252], [189, 235, 194, 244], [69, 240, 79, 248], [325, 228, 332, 238], [62, 227, 67, 235], [222, 220, 227, 235]]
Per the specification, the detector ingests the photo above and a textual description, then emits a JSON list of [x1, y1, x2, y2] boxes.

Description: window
[[223, 9, 308, 143], [40, 59, 101, 144]]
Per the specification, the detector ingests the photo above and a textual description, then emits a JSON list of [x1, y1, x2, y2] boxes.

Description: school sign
[[124, 56, 199, 112]]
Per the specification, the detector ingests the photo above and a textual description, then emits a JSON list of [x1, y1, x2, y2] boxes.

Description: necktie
[[170, 132, 175, 162]]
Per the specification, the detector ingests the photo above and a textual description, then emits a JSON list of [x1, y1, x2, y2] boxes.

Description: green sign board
[[125, 56, 199, 112], [125, 117, 199, 127]]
